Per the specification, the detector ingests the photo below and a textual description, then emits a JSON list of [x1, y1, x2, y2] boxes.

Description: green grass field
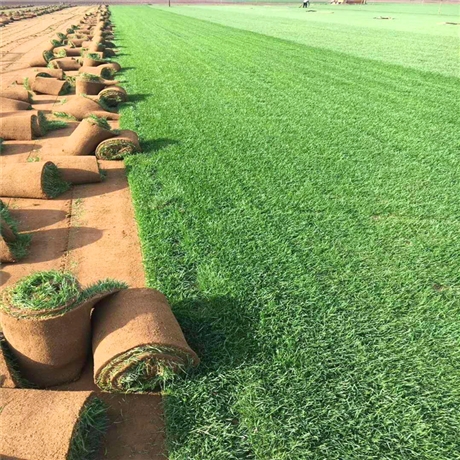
[[112, 4, 460, 459]]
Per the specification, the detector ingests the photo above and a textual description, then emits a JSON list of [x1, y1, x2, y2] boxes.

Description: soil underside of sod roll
[[0, 389, 108, 460]]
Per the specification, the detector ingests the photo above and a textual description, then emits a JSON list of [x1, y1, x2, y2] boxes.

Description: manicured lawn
[[112, 5, 460, 459]]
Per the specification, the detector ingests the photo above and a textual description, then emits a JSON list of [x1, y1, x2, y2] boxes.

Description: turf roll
[[0, 113, 39, 140], [54, 45, 84, 57], [0, 96, 32, 112], [49, 57, 81, 71], [0, 161, 70, 199], [98, 86, 127, 108], [0, 271, 127, 387], [32, 75, 69, 96], [40, 156, 102, 184], [79, 64, 116, 79], [55, 96, 120, 121], [0, 389, 108, 460], [28, 43, 54, 67], [76, 74, 119, 96], [95, 130, 141, 160], [0, 86, 32, 103], [61, 116, 116, 156], [0, 201, 31, 263], [92, 288, 200, 393]]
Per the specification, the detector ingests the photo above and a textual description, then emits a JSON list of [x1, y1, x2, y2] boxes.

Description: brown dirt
[[0, 388, 95, 460], [92, 288, 199, 391], [0, 12, 168, 458]]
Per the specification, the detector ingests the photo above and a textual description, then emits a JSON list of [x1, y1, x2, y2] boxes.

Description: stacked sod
[[0, 271, 126, 387]]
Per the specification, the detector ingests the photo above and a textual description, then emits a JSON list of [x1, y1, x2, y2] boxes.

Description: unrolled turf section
[[112, 6, 460, 460]]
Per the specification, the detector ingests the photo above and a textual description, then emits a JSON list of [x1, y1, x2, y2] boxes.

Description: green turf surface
[[161, 3, 459, 77], [112, 5, 460, 459]]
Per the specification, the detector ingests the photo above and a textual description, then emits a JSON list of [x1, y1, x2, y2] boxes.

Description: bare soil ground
[[0, 10, 167, 459]]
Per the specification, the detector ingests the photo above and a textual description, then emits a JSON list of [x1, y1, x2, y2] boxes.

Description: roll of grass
[[0, 200, 31, 263], [0, 96, 31, 112], [0, 389, 108, 460], [48, 57, 81, 71], [32, 75, 69, 96], [38, 156, 103, 184], [0, 270, 127, 387], [79, 64, 116, 80], [92, 288, 200, 393], [98, 86, 127, 108], [0, 161, 70, 199], [95, 130, 141, 160], [0, 332, 31, 388], [54, 95, 120, 121], [61, 116, 116, 156], [0, 86, 32, 103], [0, 113, 40, 140], [76, 73, 119, 96], [54, 45, 84, 57], [28, 43, 54, 67]]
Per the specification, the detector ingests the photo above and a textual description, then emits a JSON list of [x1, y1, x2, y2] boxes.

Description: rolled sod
[[28, 43, 54, 67], [31, 67, 65, 80], [40, 156, 102, 184], [0, 161, 70, 199], [98, 86, 127, 108], [95, 130, 141, 160], [0, 201, 31, 262], [92, 288, 200, 393], [0, 113, 40, 140], [69, 38, 86, 47], [0, 86, 32, 103], [0, 96, 32, 112], [55, 96, 120, 121], [0, 271, 127, 387], [76, 74, 119, 96], [79, 64, 116, 79], [0, 389, 108, 460], [49, 57, 81, 71], [32, 76, 68, 96], [54, 45, 84, 57], [61, 117, 116, 156]]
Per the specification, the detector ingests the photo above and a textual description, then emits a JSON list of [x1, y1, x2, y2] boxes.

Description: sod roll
[[49, 57, 81, 71], [98, 86, 127, 107], [0, 113, 39, 140], [0, 86, 31, 103], [79, 64, 116, 79], [0, 96, 32, 112], [54, 45, 83, 57], [0, 271, 126, 387], [0, 389, 108, 460], [0, 205, 31, 262], [28, 43, 54, 67], [92, 288, 200, 393], [95, 130, 141, 160], [61, 117, 116, 156], [0, 161, 69, 199], [32, 76, 68, 96], [56, 96, 120, 121], [40, 156, 102, 184]]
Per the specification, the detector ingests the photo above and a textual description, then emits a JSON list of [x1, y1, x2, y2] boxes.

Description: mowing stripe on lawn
[[112, 6, 460, 459]]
